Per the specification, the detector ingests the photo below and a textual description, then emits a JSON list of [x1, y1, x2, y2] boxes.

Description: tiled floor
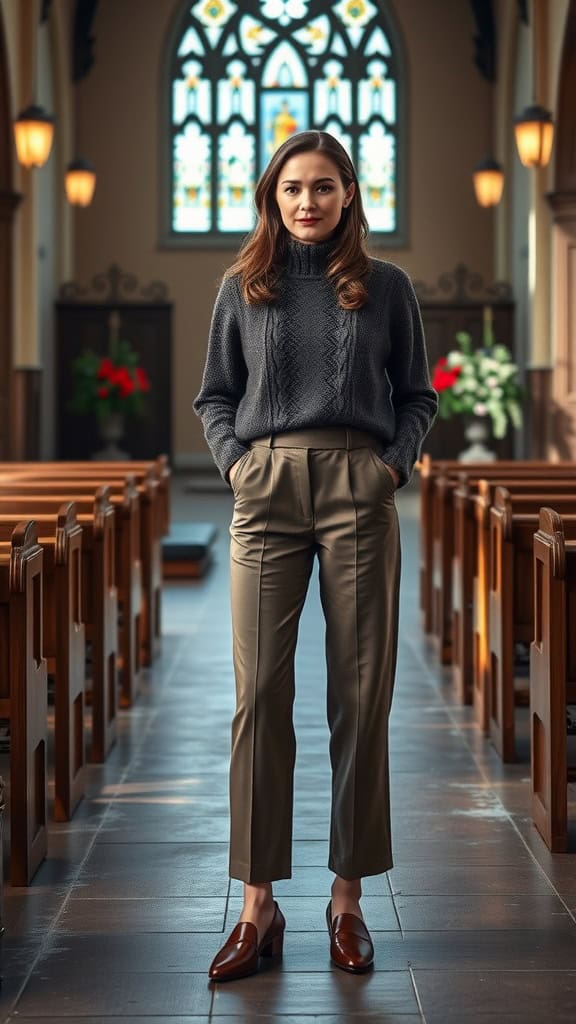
[[2, 474, 576, 1022]]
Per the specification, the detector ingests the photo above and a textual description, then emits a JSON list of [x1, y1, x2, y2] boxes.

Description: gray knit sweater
[[192, 237, 438, 488]]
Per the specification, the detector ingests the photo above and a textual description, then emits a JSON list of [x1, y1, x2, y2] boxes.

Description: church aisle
[[2, 480, 576, 1023]]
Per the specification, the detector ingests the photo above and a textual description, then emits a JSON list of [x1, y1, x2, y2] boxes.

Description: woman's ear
[[343, 182, 356, 208]]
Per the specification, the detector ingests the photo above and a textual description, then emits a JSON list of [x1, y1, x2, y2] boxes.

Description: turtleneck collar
[[285, 235, 337, 278]]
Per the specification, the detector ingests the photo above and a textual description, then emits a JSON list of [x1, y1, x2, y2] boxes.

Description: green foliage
[[431, 321, 524, 440], [68, 336, 150, 419]]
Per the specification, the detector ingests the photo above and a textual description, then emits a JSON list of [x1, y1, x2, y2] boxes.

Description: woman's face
[[274, 151, 355, 245]]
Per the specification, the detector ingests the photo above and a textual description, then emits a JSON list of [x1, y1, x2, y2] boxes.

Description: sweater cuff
[[375, 448, 413, 489], [221, 442, 251, 486]]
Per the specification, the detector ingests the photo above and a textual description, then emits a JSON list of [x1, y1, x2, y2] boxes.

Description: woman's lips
[[297, 218, 320, 224]]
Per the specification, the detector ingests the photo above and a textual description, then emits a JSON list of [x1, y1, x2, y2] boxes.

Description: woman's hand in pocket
[[228, 454, 246, 488], [383, 463, 400, 489]]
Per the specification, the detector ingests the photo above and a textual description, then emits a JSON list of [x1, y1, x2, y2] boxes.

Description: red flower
[[107, 366, 126, 387], [135, 366, 150, 392], [432, 361, 462, 393], [97, 358, 114, 380], [97, 386, 109, 399], [119, 374, 135, 398]]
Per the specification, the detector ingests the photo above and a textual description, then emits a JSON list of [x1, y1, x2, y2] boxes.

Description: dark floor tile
[[57, 897, 227, 933], [14, 972, 212, 1018], [381, 929, 576, 969], [290, 840, 330, 866], [390, 813, 518, 841], [209, 1018, 422, 1024], [0, 975, 28, 1021], [388, 863, 555, 895], [413, 969, 576, 1022], [72, 842, 229, 897], [209, 970, 419, 1018], [395, 893, 574, 931], [390, 835, 533, 865], [97, 816, 231, 843], [32, 932, 224, 975]]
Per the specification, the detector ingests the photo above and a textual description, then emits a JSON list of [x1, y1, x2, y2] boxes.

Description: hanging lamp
[[65, 158, 96, 206], [514, 1, 554, 167], [514, 104, 554, 167], [473, 156, 504, 207], [13, 102, 54, 169]]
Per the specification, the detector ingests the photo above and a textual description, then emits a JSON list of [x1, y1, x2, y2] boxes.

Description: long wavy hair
[[225, 131, 371, 310]]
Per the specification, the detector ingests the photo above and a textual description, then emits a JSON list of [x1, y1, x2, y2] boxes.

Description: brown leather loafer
[[326, 899, 374, 973], [208, 901, 285, 982]]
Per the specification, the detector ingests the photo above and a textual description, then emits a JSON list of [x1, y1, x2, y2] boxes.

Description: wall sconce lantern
[[514, 104, 554, 167], [65, 159, 96, 206], [473, 156, 504, 207], [13, 103, 55, 168]]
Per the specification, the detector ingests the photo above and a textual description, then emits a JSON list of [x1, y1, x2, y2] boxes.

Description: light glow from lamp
[[65, 159, 96, 206], [514, 105, 554, 167], [13, 103, 54, 168], [473, 157, 504, 207]]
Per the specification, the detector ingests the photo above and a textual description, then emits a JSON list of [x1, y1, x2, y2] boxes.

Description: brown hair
[[225, 131, 371, 310]]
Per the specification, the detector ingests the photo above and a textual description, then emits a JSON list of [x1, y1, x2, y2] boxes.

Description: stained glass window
[[167, 0, 404, 243]]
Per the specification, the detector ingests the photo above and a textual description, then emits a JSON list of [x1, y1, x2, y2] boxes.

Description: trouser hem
[[328, 857, 394, 880], [229, 859, 293, 883]]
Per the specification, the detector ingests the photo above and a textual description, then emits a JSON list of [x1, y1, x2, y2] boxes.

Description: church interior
[[1, 0, 576, 1020]]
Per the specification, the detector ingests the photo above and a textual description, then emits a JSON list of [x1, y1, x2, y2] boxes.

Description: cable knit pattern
[[193, 236, 438, 488]]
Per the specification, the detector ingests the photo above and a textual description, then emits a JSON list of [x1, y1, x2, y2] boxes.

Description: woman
[[193, 130, 438, 981]]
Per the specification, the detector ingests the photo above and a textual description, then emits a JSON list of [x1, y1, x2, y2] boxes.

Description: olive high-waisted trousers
[[228, 426, 401, 883]]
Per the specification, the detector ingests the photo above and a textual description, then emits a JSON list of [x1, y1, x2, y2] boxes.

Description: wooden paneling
[[55, 266, 173, 460]]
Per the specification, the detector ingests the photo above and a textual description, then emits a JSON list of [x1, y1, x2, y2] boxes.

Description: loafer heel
[[260, 931, 284, 957]]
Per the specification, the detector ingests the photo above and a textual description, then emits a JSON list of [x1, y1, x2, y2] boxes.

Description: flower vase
[[458, 416, 496, 463], [93, 411, 130, 461]]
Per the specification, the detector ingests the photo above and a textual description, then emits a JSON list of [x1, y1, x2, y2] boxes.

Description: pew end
[[531, 508, 576, 852], [0, 522, 48, 885]]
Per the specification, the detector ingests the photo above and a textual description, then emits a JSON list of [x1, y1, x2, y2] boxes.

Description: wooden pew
[[0, 455, 171, 536], [453, 476, 576, 708], [3, 467, 162, 668], [530, 507, 576, 852], [0, 477, 142, 707], [0, 505, 84, 822], [417, 456, 560, 634], [430, 464, 576, 664], [488, 488, 576, 762], [0, 490, 117, 763], [0, 522, 47, 885]]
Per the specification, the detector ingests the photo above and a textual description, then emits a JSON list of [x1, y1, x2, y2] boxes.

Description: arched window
[[162, 0, 407, 247]]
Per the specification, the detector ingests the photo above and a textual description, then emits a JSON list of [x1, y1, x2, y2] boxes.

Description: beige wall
[[0, 0, 74, 377], [74, 0, 496, 465]]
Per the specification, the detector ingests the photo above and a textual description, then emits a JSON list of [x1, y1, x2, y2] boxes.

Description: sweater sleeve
[[192, 275, 251, 485], [377, 269, 439, 487]]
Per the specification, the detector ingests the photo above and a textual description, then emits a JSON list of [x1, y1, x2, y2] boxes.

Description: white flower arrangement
[[431, 308, 524, 439]]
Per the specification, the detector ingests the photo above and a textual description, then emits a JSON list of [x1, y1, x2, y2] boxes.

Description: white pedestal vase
[[458, 416, 497, 463], [93, 412, 130, 460]]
